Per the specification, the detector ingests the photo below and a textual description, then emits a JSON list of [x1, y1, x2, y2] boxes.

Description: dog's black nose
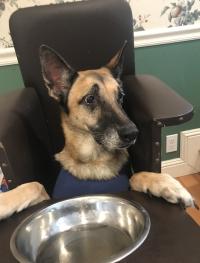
[[118, 124, 139, 144]]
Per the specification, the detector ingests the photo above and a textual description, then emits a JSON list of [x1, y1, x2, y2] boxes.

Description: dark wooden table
[[0, 191, 200, 263]]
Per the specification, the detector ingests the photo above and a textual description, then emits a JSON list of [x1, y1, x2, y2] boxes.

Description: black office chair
[[0, 0, 193, 195]]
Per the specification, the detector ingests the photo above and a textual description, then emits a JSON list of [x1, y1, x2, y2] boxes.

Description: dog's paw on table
[[0, 182, 50, 220], [129, 172, 198, 209]]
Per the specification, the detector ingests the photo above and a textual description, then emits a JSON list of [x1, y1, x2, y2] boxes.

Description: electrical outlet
[[166, 134, 178, 153]]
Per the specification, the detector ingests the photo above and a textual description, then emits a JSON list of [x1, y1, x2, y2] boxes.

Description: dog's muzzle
[[117, 124, 139, 148]]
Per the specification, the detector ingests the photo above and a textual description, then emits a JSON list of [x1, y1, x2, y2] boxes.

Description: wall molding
[[1, 24, 200, 66], [162, 128, 200, 177], [134, 24, 200, 48], [0, 48, 17, 66]]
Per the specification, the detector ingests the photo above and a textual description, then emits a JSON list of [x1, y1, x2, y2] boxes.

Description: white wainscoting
[[162, 128, 200, 177]]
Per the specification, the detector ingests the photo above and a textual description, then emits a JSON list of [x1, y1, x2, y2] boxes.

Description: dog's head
[[40, 43, 138, 151]]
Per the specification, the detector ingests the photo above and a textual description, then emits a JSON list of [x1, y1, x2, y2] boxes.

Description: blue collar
[[53, 163, 131, 199]]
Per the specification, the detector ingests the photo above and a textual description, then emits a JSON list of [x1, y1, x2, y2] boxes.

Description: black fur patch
[[90, 97, 129, 141], [59, 72, 78, 114]]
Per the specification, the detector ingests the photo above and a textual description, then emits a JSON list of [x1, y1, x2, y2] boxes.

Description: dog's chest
[[56, 146, 128, 180], [53, 163, 131, 199]]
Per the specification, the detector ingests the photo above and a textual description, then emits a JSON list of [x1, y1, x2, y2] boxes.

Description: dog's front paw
[[0, 193, 17, 220], [130, 172, 196, 208], [0, 182, 50, 220]]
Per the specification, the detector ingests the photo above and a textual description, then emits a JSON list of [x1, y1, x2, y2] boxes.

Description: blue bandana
[[0, 167, 9, 193], [53, 163, 131, 199]]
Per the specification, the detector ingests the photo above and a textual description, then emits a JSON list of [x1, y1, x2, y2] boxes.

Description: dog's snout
[[118, 124, 139, 144]]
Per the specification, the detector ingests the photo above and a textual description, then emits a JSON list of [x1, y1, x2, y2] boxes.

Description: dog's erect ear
[[39, 45, 77, 101], [106, 40, 127, 79]]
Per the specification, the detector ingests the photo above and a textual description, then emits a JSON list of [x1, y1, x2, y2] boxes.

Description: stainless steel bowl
[[10, 195, 150, 263]]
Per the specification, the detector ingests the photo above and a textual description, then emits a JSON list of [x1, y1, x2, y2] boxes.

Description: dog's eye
[[85, 95, 95, 105], [118, 90, 125, 104]]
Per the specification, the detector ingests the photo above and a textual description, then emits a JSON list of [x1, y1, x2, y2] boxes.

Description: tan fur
[[65, 68, 123, 132], [56, 120, 128, 180], [130, 172, 195, 207], [55, 67, 128, 180], [0, 182, 49, 220]]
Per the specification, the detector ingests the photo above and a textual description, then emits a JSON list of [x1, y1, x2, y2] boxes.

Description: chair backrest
[[9, 0, 135, 155]]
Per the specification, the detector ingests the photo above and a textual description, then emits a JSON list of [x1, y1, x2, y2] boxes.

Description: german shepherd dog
[[0, 43, 197, 220]]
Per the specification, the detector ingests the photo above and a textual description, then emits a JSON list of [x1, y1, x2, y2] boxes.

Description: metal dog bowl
[[10, 195, 150, 263]]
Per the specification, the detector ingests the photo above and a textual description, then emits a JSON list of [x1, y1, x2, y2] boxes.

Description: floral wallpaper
[[0, 0, 80, 48], [1, 0, 200, 48], [130, 0, 200, 31]]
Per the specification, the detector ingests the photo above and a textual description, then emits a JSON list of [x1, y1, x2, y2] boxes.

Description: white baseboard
[[161, 158, 197, 178], [161, 128, 200, 177]]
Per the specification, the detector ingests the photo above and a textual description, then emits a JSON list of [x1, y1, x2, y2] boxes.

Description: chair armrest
[[123, 74, 193, 173], [123, 74, 193, 126], [0, 88, 57, 194]]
